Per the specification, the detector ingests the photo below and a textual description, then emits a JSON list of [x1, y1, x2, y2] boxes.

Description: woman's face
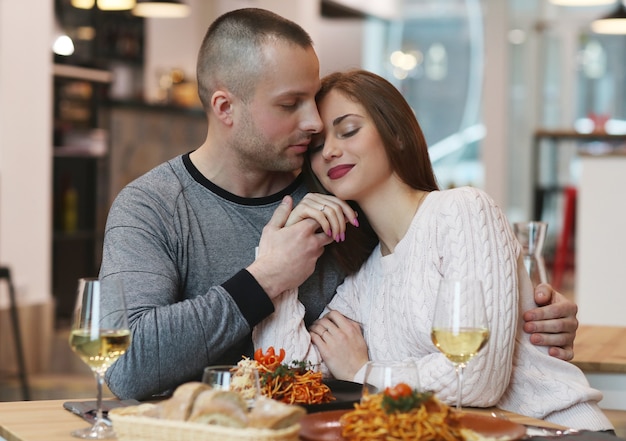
[[310, 89, 393, 203]]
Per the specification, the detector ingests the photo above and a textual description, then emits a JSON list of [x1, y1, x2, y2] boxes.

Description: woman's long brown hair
[[304, 69, 440, 275]]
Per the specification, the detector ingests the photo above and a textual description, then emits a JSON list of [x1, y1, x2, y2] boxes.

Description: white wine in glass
[[69, 277, 131, 439], [431, 279, 489, 410]]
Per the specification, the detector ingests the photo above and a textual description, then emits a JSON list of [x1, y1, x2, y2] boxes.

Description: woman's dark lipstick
[[327, 164, 353, 180]]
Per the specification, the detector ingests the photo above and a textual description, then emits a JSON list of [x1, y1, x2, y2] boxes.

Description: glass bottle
[[513, 221, 548, 287]]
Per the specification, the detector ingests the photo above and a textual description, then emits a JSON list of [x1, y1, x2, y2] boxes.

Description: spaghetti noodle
[[258, 363, 333, 405]]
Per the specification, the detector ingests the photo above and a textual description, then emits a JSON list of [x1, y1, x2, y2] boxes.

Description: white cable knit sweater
[[253, 187, 612, 431]]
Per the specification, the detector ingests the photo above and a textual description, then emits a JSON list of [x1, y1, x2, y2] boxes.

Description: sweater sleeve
[[252, 288, 328, 375], [251, 267, 365, 375], [419, 187, 518, 407]]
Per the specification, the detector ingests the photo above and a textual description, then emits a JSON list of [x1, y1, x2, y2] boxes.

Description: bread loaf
[[188, 389, 248, 428], [159, 382, 211, 420], [111, 381, 305, 432], [248, 396, 306, 429]]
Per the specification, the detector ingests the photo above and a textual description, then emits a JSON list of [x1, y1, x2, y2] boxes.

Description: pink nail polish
[[352, 218, 359, 227]]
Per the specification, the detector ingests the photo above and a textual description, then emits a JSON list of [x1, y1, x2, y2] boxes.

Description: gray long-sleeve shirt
[[100, 153, 344, 400]]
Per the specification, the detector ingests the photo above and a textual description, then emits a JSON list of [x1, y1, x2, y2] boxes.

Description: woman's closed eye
[[340, 127, 360, 139]]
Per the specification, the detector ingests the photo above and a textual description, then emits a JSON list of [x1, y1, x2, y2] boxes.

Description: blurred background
[[0, 0, 624, 427]]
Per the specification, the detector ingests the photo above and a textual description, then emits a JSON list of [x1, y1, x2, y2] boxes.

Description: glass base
[[71, 421, 116, 439]]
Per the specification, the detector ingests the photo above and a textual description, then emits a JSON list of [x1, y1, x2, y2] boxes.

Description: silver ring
[[320, 204, 326, 212]]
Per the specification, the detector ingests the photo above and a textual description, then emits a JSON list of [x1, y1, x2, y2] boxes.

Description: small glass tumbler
[[361, 360, 420, 402], [202, 364, 260, 408]]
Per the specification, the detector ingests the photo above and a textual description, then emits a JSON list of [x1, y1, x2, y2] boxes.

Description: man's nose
[[302, 103, 323, 134]]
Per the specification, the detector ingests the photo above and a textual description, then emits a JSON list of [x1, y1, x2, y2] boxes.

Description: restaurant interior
[[1, 0, 625, 438]]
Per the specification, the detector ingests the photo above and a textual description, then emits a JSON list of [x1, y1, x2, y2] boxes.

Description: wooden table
[[572, 325, 626, 374], [571, 325, 626, 411], [0, 398, 569, 441], [0, 399, 90, 441]]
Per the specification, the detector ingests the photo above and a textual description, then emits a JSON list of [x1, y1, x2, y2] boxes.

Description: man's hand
[[523, 283, 578, 361], [248, 196, 333, 299]]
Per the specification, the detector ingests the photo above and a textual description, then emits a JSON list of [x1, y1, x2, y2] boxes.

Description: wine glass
[[68, 277, 131, 439], [361, 360, 420, 402], [431, 279, 489, 410]]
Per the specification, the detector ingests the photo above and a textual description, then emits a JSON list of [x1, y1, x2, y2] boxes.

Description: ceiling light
[[549, 0, 615, 5], [97, 0, 136, 11], [132, 0, 190, 18], [591, 2, 626, 34], [53, 18, 75, 56], [53, 35, 75, 56], [71, 0, 95, 8]]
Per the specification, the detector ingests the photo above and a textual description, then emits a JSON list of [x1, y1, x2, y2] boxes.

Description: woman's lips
[[327, 164, 353, 180]]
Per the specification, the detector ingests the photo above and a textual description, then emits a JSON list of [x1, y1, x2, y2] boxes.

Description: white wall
[[318, 18, 364, 76], [0, 0, 52, 308], [482, 0, 510, 208], [577, 156, 626, 327]]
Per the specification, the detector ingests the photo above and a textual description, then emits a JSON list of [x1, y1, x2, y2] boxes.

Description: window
[[363, 0, 485, 189]]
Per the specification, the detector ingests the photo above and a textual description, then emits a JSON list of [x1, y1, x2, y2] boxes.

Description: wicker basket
[[109, 405, 301, 441], [109, 404, 300, 441]]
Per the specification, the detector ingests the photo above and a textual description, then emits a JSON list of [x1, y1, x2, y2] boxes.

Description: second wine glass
[[68, 277, 131, 439], [431, 279, 489, 410]]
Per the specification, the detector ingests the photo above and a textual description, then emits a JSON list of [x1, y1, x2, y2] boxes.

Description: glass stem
[[455, 364, 465, 410], [94, 371, 104, 424]]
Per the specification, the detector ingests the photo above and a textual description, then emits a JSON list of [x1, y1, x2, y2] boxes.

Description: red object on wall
[[552, 186, 577, 290]]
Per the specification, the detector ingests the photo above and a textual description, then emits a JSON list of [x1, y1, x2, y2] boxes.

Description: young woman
[[252, 69, 612, 431]]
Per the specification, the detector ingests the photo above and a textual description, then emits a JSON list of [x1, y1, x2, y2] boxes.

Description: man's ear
[[211, 90, 234, 125]]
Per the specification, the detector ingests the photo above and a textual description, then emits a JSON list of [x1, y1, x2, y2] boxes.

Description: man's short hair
[[196, 8, 314, 108]]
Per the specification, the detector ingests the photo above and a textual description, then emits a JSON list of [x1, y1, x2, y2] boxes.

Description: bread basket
[[109, 404, 301, 441]]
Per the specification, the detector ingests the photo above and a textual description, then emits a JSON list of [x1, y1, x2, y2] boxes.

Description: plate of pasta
[[299, 384, 526, 441], [238, 347, 348, 409]]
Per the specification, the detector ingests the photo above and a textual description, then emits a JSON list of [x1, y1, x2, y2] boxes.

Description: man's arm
[[101, 181, 289, 400], [523, 283, 578, 361]]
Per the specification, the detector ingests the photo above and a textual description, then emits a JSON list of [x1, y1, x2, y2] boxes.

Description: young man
[[101, 8, 578, 400]]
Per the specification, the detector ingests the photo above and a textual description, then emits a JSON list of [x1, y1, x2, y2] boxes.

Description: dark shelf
[[53, 230, 99, 241], [52, 0, 144, 322]]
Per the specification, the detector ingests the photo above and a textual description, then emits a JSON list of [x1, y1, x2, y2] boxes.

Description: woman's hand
[[310, 310, 369, 381], [286, 193, 359, 243]]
